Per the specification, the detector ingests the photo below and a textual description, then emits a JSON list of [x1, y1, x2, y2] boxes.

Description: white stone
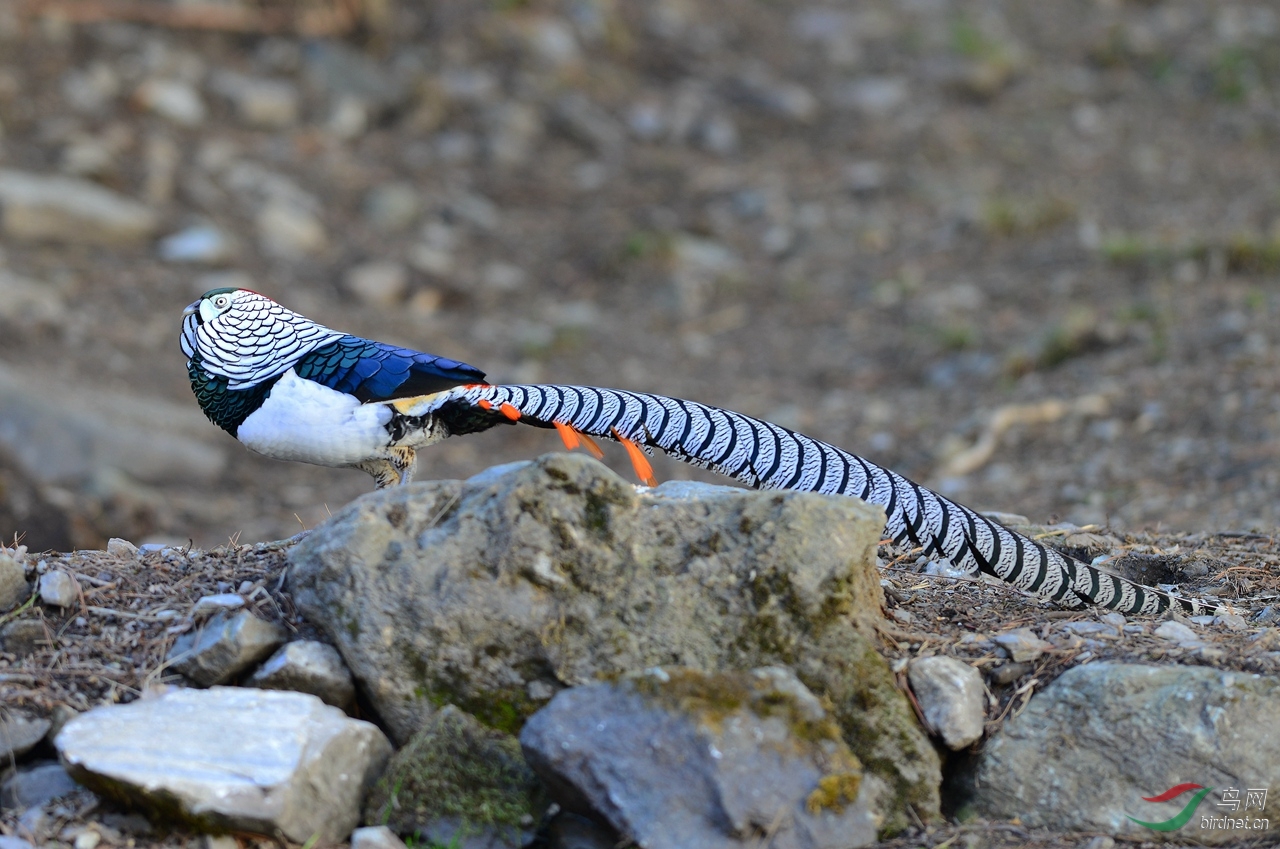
[[350, 826, 408, 849], [908, 656, 985, 750], [134, 79, 206, 126], [38, 571, 78, 608], [56, 688, 391, 843], [191, 593, 245, 613], [158, 225, 238, 264]]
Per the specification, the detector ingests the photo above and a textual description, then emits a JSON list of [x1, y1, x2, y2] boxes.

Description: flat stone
[[167, 610, 288, 686], [0, 548, 27, 611], [289, 454, 940, 831], [992, 628, 1053, 663], [363, 706, 544, 849], [1, 761, 79, 810], [521, 667, 878, 849], [350, 826, 408, 849], [1154, 620, 1202, 647], [0, 714, 51, 761], [0, 170, 156, 246], [964, 663, 1280, 843], [55, 687, 391, 842], [38, 570, 78, 608], [190, 593, 245, 614], [246, 640, 356, 711], [907, 656, 985, 750], [0, 837, 35, 849]]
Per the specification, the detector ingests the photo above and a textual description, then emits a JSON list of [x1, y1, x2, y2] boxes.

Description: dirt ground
[[2, 0, 1280, 847], [1, 0, 1279, 550]]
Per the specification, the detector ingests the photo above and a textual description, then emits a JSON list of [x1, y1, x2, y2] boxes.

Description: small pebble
[[988, 662, 1033, 685], [105, 538, 137, 558], [192, 593, 246, 614], [38, 571, 78, 608], [158, 225, 238, 264], [992, 628, 1053, 663], [1215, 612, 1248, 631], [1154, 620, 1202, 647]]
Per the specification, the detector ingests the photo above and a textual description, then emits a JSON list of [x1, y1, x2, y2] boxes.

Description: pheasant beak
[[182, 300, 200, 318]]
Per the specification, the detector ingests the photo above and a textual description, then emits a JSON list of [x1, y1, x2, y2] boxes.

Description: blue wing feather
[[294, 336, 486, 402]]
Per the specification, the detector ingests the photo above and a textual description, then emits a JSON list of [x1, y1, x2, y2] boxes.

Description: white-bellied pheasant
[[181, 287, 1224, 616]]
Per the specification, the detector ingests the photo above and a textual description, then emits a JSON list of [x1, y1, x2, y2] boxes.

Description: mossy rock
[[363, 705, 546, 847], [293, 454, 941, 833]]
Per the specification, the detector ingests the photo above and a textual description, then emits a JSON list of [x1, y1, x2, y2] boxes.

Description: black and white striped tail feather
[[432, 383, 1225, 617]]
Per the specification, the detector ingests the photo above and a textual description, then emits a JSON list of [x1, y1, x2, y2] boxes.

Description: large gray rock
[[55, 687, 391, 842], [0, 170, 158, 245], [289, 454, 940, 830], [0, 713, 51, 761], [167, 610, 288, 686], [363, 706, 545, 848], [246, 640, 356, 711], [907, 656, 985, 750], [1, 761, 79, 810], [521, 667, 878, 849], [965, 663, 1280, 843]]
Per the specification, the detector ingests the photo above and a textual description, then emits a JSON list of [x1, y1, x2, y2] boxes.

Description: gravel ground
[[3, 525, 1279, 848]]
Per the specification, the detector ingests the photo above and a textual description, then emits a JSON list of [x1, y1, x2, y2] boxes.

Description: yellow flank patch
[[392, 394, 440, 415]]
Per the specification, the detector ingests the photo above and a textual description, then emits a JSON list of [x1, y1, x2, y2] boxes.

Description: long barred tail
[[420, 383, 1225, 617]]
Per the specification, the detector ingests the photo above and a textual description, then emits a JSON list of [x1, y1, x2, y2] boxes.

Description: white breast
[[236, 369, 391, 467]]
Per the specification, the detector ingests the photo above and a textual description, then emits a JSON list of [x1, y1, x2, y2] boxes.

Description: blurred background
[[0, 0, 1278, 551]]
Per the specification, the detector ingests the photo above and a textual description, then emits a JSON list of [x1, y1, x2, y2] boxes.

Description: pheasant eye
[[214, 296, 229, 308]]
